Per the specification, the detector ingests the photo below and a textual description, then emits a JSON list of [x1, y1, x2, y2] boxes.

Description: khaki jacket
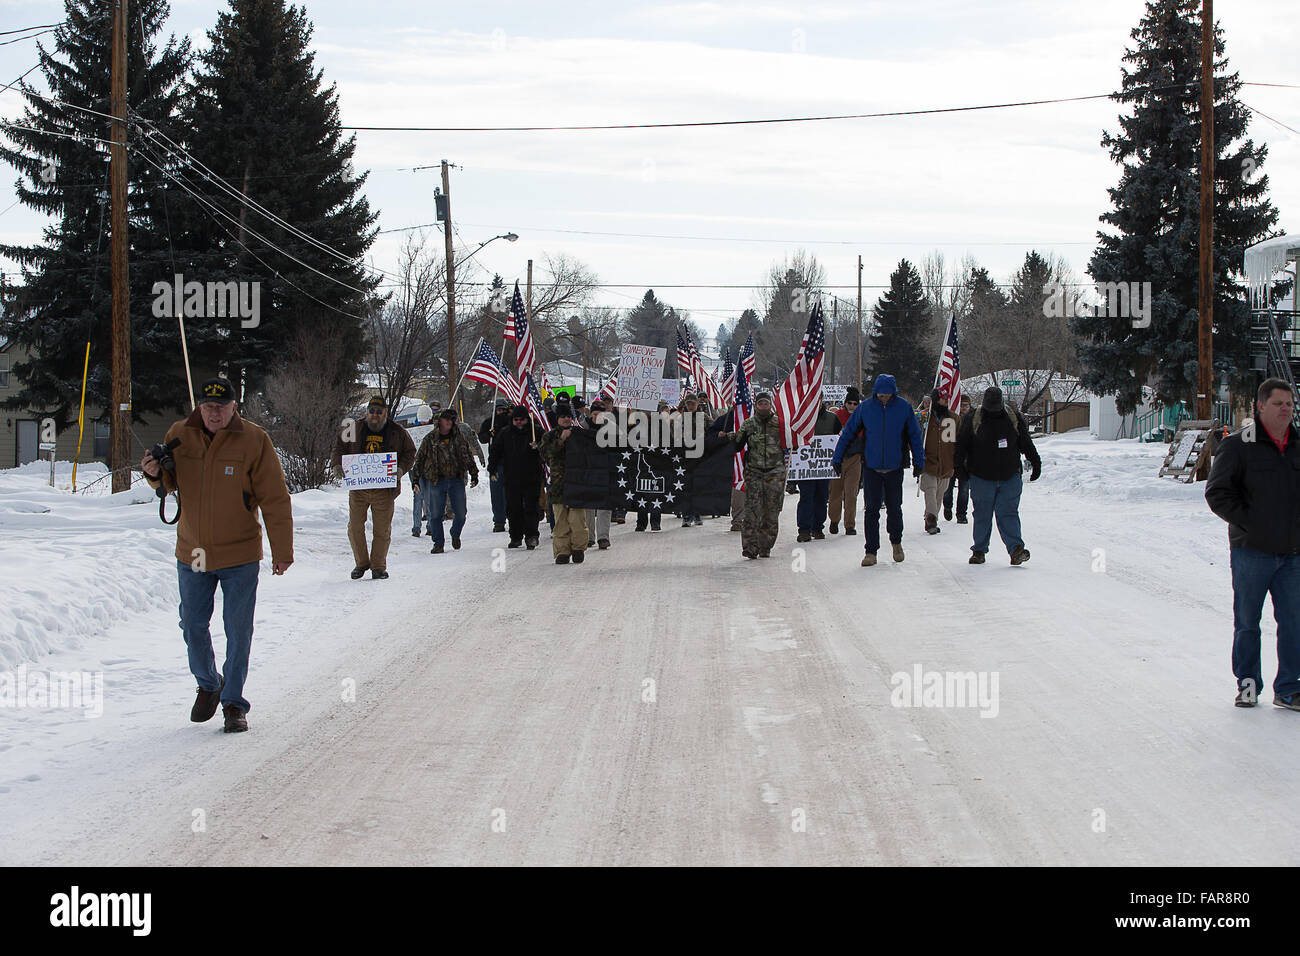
[[146, 410, 294, 571], [923, 409, 958, 479], [331, 419, 417, 500]]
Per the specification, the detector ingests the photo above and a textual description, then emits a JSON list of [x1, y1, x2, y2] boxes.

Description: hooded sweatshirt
[[832, 373, 925, 472]]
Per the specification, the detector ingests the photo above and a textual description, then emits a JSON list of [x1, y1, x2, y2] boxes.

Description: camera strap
[[156, 486, 180, 525]]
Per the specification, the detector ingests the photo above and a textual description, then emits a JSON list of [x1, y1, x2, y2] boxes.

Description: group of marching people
[[333, 372, 1043, 578]]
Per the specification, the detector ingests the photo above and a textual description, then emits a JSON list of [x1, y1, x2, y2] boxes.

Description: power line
[[0, 22, 64, 37], [337, 81, 1298, 134], [1243, 102, 1300, 137]]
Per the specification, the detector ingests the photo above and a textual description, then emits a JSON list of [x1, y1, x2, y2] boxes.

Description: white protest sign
[[786, 434, 840, 481], [614, 344, 668, 411], [341, 452, 398, 490], [659, 378, 681, 406], [822, 384, 848, 404]]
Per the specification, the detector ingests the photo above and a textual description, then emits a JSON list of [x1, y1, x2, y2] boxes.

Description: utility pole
[[109, 0, 130, 493], [830, 297, 838, 384], [526, 259, 534, 380], [1197, 0, 1215, 421], [856, 255, 864, 389], [440, 159, 456, 405]]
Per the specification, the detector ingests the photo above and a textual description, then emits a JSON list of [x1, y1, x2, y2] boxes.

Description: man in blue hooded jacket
[[833, 373, 925, 566]]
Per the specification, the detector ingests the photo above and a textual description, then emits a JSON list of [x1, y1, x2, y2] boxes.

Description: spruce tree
[[623, 290, 679, 352], [175, 0, 379, 391], [868, 259, 933, 399], [0, 1, 193, 426], [1073, 0, 1283, 413]]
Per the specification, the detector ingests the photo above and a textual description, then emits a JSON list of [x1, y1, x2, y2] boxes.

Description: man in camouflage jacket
[[412, 409, 479, 553], [726, 392, 786, 559]]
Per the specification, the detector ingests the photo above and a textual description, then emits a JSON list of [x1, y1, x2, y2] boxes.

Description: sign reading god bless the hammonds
[[614, 344, 668, 411], [786, 434, 839, 481], [341, 453, 398, 490]]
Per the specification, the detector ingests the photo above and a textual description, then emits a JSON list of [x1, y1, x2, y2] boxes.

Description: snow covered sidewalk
[[0, 433, 1296, 865]]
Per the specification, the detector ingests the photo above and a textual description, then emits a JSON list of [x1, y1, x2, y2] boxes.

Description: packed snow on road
[[0, 431, 1296, 865]]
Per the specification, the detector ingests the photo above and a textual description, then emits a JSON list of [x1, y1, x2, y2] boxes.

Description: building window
[[93, 422, 110, 458], [0, 353, 9, 389]]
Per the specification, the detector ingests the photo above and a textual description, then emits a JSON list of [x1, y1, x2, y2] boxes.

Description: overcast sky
[[2, 0, 1297, 347]]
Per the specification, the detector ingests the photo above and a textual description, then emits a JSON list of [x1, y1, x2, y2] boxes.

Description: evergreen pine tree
[[1073, 0, 1282, 413], [0, 1, 193, 426], [868, 259, 933, 398], [172, 0, 380, 391], [623, 290, 679, 352]]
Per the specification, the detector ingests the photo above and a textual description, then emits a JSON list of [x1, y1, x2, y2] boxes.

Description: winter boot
[[598, 538, 610, 550], [969, 551, 985, 564], [943, 506, 952, 522], [371, 570, 389, 580], [493, 523, 506, 533], [191, 676, 224, 723], [956, 515, 968, 524], [830, 521, 838, 534], [572, 550, 585, 564], [845, 527, 857, 536], [796, 531, 811, 543], [525, 536, 539, 550], [811, 529, 825, 540], [1010, 546, 1031, 566], [1235, 687, 1257, 708], [222, 704, 248, 734], [743, 550, 758, 559], [555, 554, 570, 564], [411, 529, 421, 537], [452, 536, 461, 550], [924, 513, 938, 535], [431, 544, 444, 554], [861, 552, 877, 567], [892, 542, 905, 563], [350, 565, 369, 580], [508, 538, 523, 549], [1273, 694, 1300, 712]]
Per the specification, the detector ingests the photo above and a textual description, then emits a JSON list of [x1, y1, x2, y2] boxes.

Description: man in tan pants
[[828, 387, 862, 535], [333, 396, 416, 580], [536, 404, 589, 564]]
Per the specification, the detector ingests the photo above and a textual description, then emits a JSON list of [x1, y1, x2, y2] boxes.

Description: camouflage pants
[[742, 473, 784, 555]]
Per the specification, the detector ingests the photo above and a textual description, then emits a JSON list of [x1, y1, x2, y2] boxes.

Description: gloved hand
[[832, 461, 842, 476], [1030, 461, 1041, 482], [912, 466, 923, 479], [470, 474, 479, 488]]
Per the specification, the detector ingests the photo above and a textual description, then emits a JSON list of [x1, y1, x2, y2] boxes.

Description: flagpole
[[448, 335, 484, 406]]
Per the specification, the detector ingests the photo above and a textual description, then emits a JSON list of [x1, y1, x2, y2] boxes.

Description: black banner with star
[[561, 428, 735, 515]]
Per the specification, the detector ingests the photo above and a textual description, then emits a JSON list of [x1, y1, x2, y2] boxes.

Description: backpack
[[971, 406, 1020, 437]]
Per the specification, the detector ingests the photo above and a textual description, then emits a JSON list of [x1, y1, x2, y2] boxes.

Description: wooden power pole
[[441, 159, 456, 406], [856, 255, 864, 389], [1197, 0, 1215, 421], [109, 0, 130, 493]]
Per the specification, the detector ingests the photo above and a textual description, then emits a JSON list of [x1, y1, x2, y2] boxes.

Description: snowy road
[[2, 434, 1298, 865]]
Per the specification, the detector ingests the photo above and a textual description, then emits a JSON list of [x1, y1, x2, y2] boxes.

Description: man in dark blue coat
[[832, 373, 924, 566]]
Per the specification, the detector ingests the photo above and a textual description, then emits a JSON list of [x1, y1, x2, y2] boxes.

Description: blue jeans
[[943, 473, 968, 518], [425, 477, 467, 548], [861, 468, 904, 554], [411, 484, 429, 534], [969, 473, 1023, 554], [177, 559, 259, 713], [796, 479, 830, 532], [1230, 547, 1300, 698], [489, 466, 506, 525]]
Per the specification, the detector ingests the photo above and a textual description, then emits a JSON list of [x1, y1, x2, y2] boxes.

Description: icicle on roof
[[1245, 234, 1300, 308]]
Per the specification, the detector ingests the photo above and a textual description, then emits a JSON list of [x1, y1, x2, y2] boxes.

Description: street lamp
[[454, 232, 518, 270]]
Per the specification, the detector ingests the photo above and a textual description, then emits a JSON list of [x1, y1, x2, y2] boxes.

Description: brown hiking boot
[[924, 513, 939, 535], [190, 676, 224, 723], [222, 704, 248, 733], [861, 552, 877, 567], [892, 542, 905, 562], [1010, 546, 1031, 566]]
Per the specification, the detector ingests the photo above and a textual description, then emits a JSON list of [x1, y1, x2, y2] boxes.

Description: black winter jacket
[[487, 424, 544, 487], [1206, 425, 1300, 553], [954, 407, 1041, 481], [479, 409, 513, 445]]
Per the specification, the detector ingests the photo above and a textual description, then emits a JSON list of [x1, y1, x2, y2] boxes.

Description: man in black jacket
[[1205, 378, 1300, 711], [796, 403, 842, 541], [479, 400, 513, 532], [487, 406, 543, 549], [953, 387, 1041, 566]]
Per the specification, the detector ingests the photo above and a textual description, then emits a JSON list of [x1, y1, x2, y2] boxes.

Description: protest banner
[[785, 434, 839, 481], [341, 452, 399, 490], [614, 344, 667, 411], [659, 378, 681, 406], [822, 384, 848, 404]]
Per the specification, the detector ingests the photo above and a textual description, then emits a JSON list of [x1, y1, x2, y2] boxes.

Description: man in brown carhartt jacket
[[142, 377, 293, 734], [331, 395, 416, 579], [919, 388, 958, 534]]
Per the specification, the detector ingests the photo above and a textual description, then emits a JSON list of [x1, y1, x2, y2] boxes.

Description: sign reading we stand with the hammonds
[[786, 434, 839, 481]]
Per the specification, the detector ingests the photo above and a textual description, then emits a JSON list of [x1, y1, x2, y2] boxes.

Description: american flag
[[598, 368, 618, 401], [732, 343, 754, 490], [739, 331, 756, 384], [504, 282, 536, 375], [773, 300, 826, 448], [675, 327, 694, 389], [687, 328, 724, 410], [716, 346, 736, 409], [934, 315, 961, 409], [520, 371, 550, 435], [465, 338, 521, 404]]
